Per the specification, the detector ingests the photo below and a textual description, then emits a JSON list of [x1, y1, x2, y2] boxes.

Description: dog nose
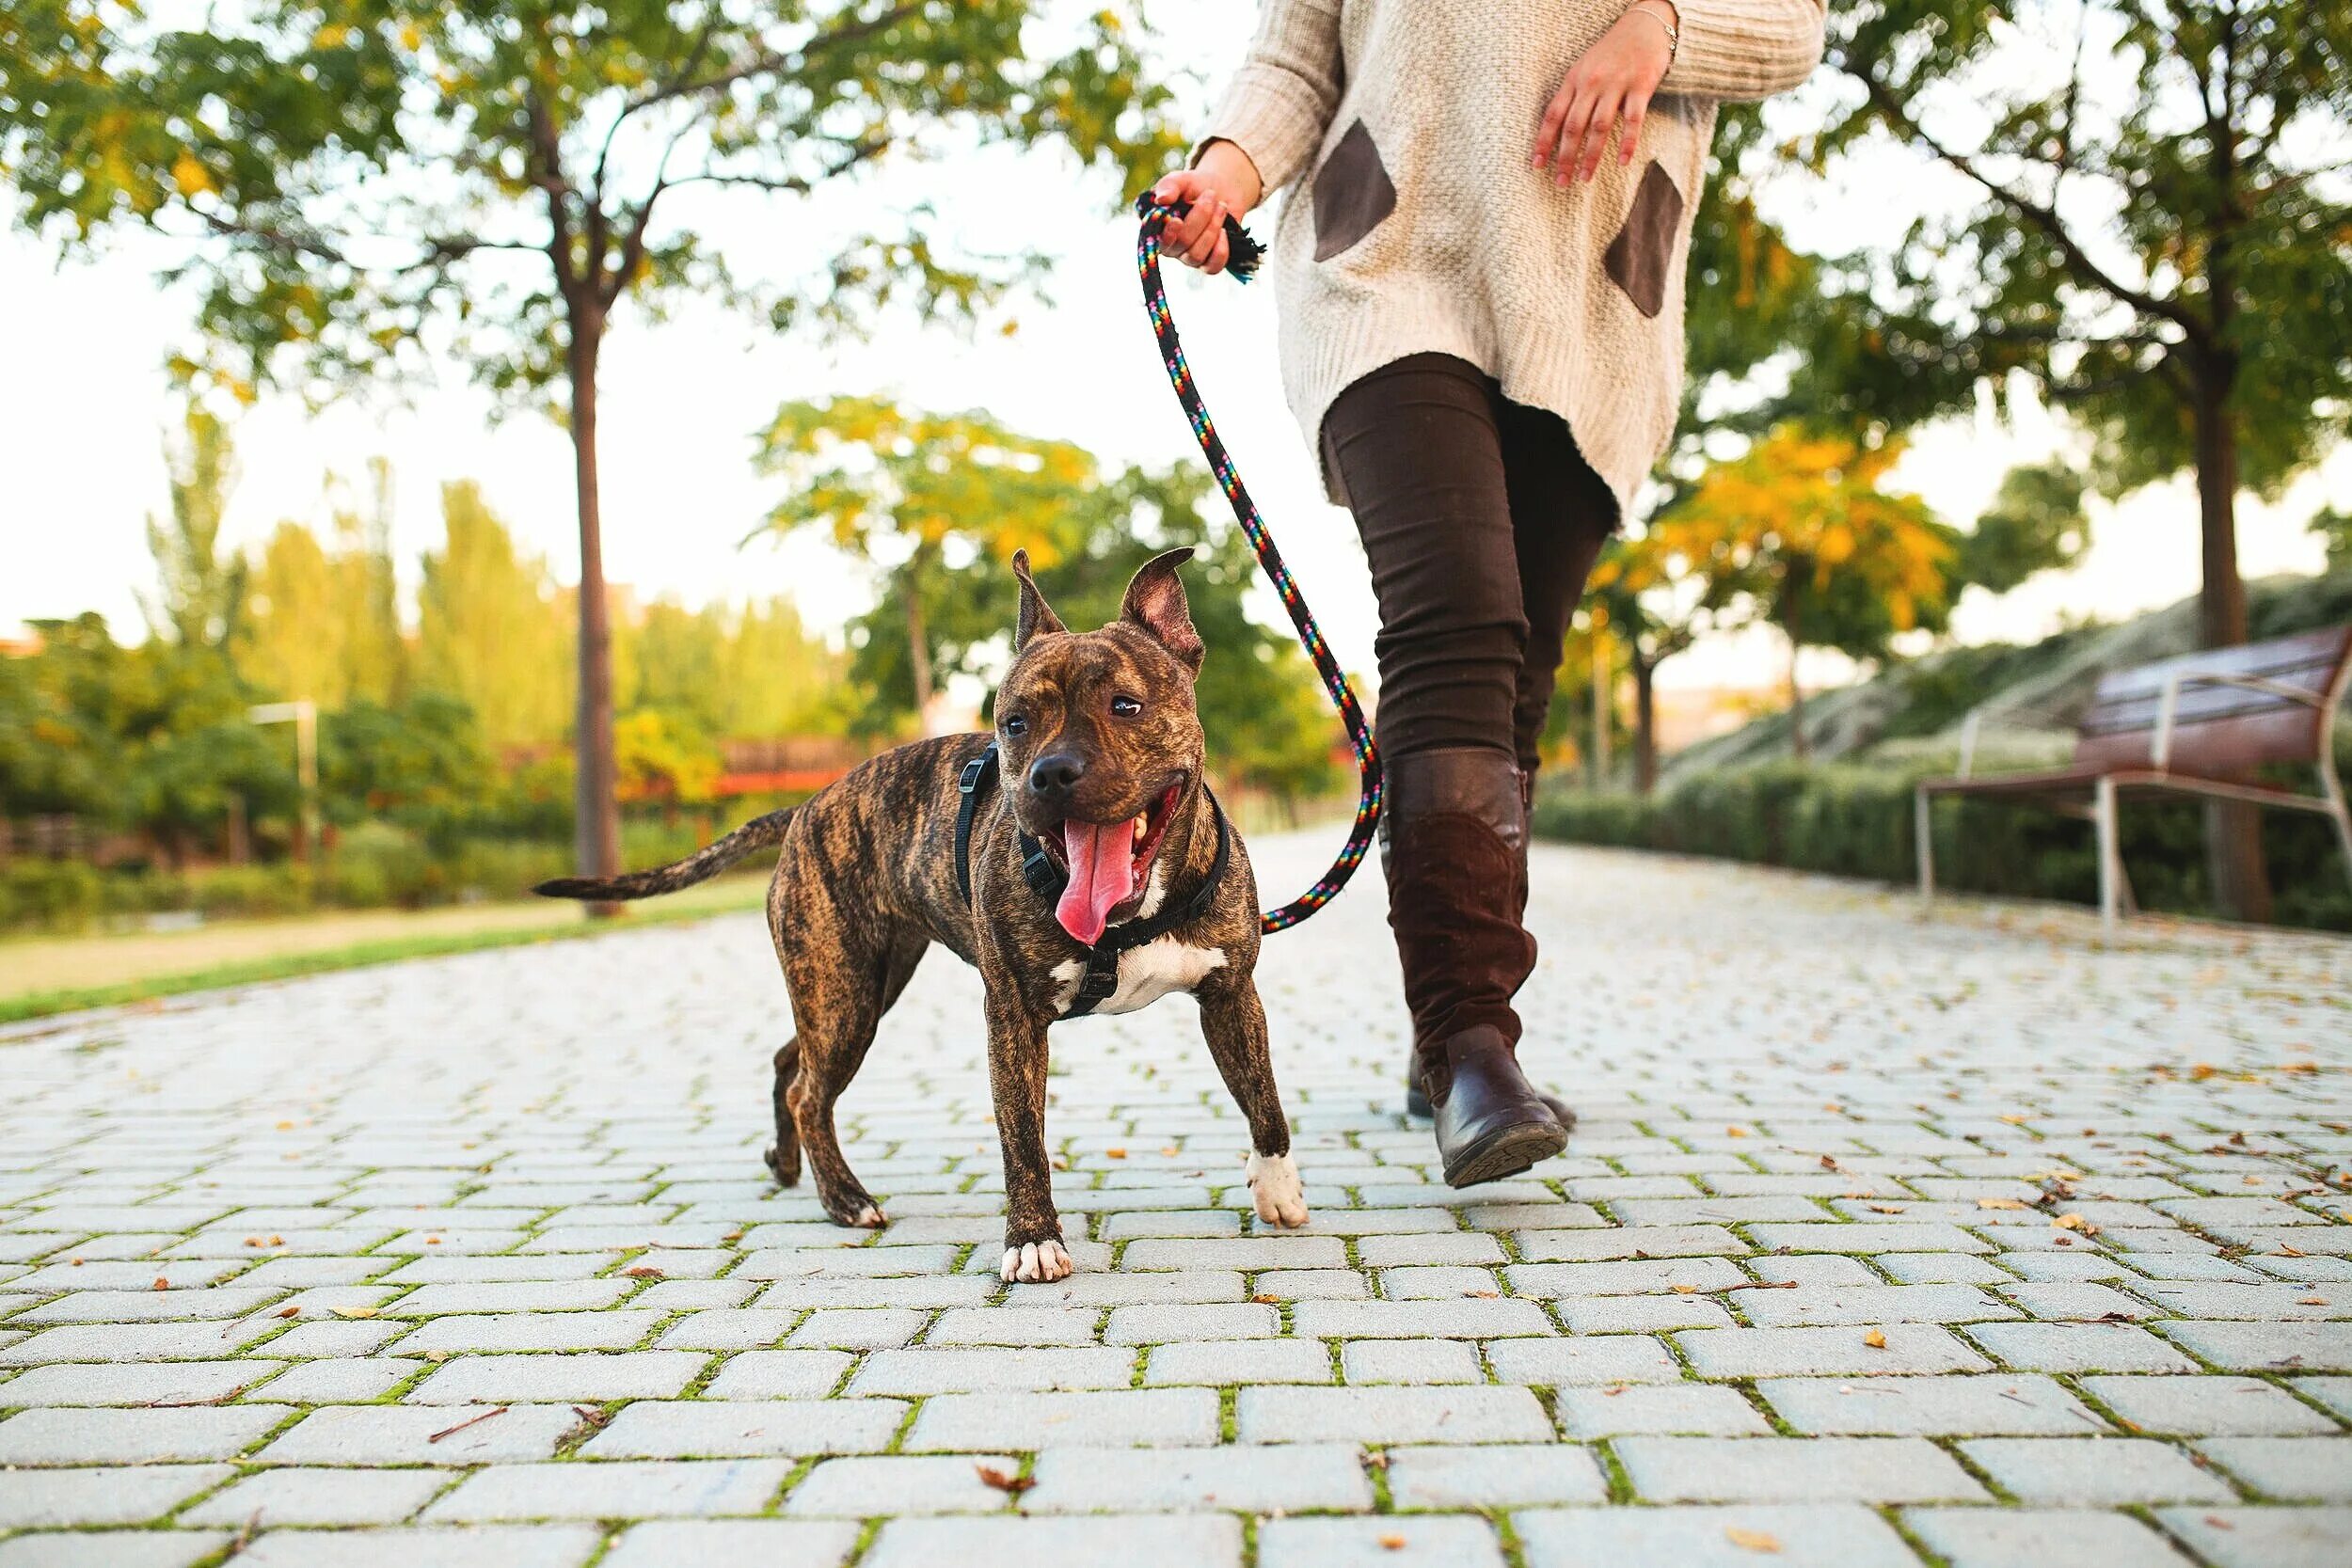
[[1027, 752, 1087, 797]]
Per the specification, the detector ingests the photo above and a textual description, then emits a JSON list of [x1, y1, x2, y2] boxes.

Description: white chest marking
[[1051, 936, 1228, 1017]]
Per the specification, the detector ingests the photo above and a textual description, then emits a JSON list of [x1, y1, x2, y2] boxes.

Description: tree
[[2312, 507, 2352, 572], [1586, 532, 1726, 793], [4, 0, 1184, 897], [1956, 459, 2090, 596], [140, 406, 247, 652], [757, 397, 1338, 794], [1658, 428, 1957, 757], [415, 483, 571, 750], [1804, 0, 2352, 918]]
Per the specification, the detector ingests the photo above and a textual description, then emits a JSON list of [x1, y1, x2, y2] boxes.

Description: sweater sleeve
[[1193, 0, 1344, 195], [1660, 0, 1825, 103]]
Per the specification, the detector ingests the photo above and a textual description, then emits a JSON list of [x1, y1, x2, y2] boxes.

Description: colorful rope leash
[[1134, 193, 1381, 935]]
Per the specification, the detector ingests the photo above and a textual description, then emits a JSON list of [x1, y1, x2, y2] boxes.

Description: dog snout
[[1026, 752, 1088, 800]]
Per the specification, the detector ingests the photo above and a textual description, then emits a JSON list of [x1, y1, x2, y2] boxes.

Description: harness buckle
[[1074, 957, 1120, 1003], [958, 753, 990, 797]]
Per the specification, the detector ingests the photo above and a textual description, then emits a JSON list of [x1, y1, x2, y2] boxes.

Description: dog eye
[[1001, 713, 1028, 736], [1110, 695, 1143, 718]]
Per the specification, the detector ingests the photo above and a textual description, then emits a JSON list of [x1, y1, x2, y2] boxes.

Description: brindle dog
[[538, 548, 1308, 1281]]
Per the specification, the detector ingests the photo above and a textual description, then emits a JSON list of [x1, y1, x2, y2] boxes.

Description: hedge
[[1532, 762, 2352, 932]]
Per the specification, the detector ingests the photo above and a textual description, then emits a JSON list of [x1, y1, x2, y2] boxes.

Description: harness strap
[[953, 738, 1233, 1019]]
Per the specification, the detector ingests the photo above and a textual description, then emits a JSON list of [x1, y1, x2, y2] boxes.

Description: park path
[[0, 835, 2346, 1567]]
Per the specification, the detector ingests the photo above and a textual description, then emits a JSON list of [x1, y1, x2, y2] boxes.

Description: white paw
[[850, 1205, 886, 1228], [1246, 1150, 1309, 1227], [1000, 1239, 1075, 1282]]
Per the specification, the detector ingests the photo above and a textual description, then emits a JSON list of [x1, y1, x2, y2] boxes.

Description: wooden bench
[[1915, 626, 2352, 925]]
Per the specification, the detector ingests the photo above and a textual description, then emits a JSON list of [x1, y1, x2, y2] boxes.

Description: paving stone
[[1258, 1515, 1504, 1568], [701, 1349, 853, 1400], [905, 1389, 1216, 1449], [1515, 1503, 1923, 1567], [0, 1403, 292, 1463], [583, 1399, 907, 1458], [2082, 1374, 2343, 1435], [1747, 1223, 1993, 1255], [183, 1466, 452, 1526], [254, 1403, 582, 1465], [1342, 1338, 1483, 1384], [1103, 1302, 1278, 1343], [1552, 1294, 1738, 1333], [1958, 1437, 2235, 1504], [1145, 1338, 1332, 1386], [783, 1453, 1019, 1516], [0, 1465, 234, 1526], [233, 1524, 605, 1567], [405, 1349, 707, 1403], [1385, 1443, 1608, 1506], [254, 1357, 418, 1402], [784, 1308, 928, 1350], [0, 1321, 274, 1363], [1878, 1253, 2015, 1285], [1290, 1297, 1554, 1338], [389, 1309, 663, 1354], [1617, 1435, 1986, 1502], [1902, 1508, 2196, 1567], [1513, 1225, 1749, 1261], [2154, 1507, 2352, 1568], [1553, 1383, 1773, 1437], [1676, 1323, 1991, 1378], [0, 1534, 230, 1568], [2157, 1320, 2352, 1370], [927, 1306, 1100, 1346], [864, 1515, 1241, 1568], [1251, 1268, 1372, 1298], [1356, 1232, 1506, 1267], [425, 1458, 790, 1520], [1759, 1373, 2106, 1434], [1735, 1284, 2012, 1327], [384, 1281, 633, 1315], [2196, 1436, 2352, 1499], [0, 1357, 273, 1405], [849, 1346, 1135, 1394], [1486, 1335, 1682, 1385], [599, 1520, 861, 1568], [1026, 1443, 1375, 1513], [1235, 1385, 1551, 1443]]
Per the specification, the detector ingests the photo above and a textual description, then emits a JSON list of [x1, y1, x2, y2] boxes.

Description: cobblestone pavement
[[2, 836, 2349, 1568]]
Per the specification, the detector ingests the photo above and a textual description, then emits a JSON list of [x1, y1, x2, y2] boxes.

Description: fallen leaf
[[1671, 1284, 1699, 1295], [1465, 1290, 1499, 1299], [2204, 1515, 2233, 1529], [624, 1266, 664, 1279], [721, 1229, 745, 1243], [2299, 1297, 2328, 1307], [243, 1237, 263, 1248], [975, 1464, 1035, 1496], [425, 1237, 441, 1246], [1725, 1526, 1782, 1553], [1251, 1293, 1281, 1306], [1867, 1204, 1905, 1214], [331, 1307, 379, 1320], [1378, 1535, 1406, 1551], [423, 1350, 450, 1363], [275, 1306, 299, 1319], [2053, 1213, 2100, 1235], [1726, 1126, 1749, 1138], [1105, 1148, 1127, 1159], [1820, 1155, 1839, 1171], [1160, 1147, 1178, 1156], [1998, 1114, 2030, 1126], [276, 1120, 294, 1132], [1863, 1329, 1888, 1349], [269, 1235, 284, 1246], [1977, 1197, 2029, 1211], [152, 1277, 168, 1291]]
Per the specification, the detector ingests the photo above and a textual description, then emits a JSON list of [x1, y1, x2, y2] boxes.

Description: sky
[[3, 0, 2344, 699]]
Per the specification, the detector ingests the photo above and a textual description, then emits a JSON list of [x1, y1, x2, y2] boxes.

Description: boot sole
[[1442, 1116, 1569, 1189]]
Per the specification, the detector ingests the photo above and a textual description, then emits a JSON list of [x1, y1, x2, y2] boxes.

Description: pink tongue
[[1056, 820, 1135, 945]]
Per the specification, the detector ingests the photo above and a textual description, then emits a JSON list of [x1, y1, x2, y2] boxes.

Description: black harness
[[955, 740, 1231, 1019]]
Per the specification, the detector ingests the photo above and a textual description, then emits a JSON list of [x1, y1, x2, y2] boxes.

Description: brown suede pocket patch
[[1312, 119, 1398, 262], [1602, 161, 1685, 318]]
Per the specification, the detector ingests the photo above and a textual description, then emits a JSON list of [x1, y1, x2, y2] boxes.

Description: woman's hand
[[1151, 141, 1264, 276], [1534, 0, 1678, 185]]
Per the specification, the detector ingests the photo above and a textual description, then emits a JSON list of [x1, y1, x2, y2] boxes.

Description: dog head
[[994, 546, 1207, 944]]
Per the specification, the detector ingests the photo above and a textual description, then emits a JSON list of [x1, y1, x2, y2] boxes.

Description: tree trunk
[[1633, 654, 1660, 795], [566, 306, 624, 915], [2190, 368, 2272, 923], [1590, 631, 1613, 789], [905, 574, 935, 721]]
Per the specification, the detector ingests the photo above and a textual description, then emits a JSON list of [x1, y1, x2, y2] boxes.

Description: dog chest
[[1051, 936, 1228, 1017]]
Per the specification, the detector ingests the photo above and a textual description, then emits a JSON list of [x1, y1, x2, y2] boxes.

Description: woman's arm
[[1154, 0, 1343, 273], [1659, 0, 1826, 103]]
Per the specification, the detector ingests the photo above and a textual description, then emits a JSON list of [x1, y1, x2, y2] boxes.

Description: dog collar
[[954, 739, 1232, 1018]]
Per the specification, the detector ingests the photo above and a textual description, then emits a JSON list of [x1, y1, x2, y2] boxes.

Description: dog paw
[[1000, 1239, 1075, 1282], [1246, 1150, 1309, 1227], [849, 1204, 887, 1228]]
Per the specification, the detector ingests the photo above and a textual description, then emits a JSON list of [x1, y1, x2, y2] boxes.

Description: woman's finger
[[1552, 88, 1597, 185], [1185, 197, 1227, 266], [1534, 83, 1576, 167], [1620, 91, 1650, 165], [1203, 229, 1231, 276], [1578, 89, 1624, 182]]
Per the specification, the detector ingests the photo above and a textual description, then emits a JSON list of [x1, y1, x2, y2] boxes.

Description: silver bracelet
[[1623, 1, 1679, 64]]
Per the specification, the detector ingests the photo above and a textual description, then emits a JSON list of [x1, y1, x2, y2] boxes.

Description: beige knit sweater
[[1201, 0, 1824, 520]]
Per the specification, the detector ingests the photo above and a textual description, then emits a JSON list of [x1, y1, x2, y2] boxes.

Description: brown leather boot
[[1382, 747, 1568, 1186], [1399, 759, 1574, 1132]]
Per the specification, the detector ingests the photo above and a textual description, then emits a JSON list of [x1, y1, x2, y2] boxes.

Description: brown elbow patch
[[1603, 161, 1686, 318], [1312, 119, 1398, 262]]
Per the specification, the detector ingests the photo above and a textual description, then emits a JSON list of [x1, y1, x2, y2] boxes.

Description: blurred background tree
[[1803, 0, 2352, 918], [2, 0, 1185, 900], [139, 407, 247, 654]]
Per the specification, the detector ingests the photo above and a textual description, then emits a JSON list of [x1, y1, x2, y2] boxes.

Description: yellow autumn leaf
[[1863, 1328, 1888, 1348], [171, 150, 215, 198], [1725, 1526, 1783, 1553]]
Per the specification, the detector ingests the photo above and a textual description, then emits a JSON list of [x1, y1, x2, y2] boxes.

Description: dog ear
[[1011, 549, 1067, 651], [1120, 546, 1204, 674]]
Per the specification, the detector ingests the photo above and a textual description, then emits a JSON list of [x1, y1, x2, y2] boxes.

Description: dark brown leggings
[[1324, 354, 1617, 772]]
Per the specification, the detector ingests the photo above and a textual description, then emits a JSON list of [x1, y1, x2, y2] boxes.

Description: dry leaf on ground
[[1863, 1328, 1888, 1349], [975, 1465, 1035, 1496], [1725, 1526, 1782, 1553]]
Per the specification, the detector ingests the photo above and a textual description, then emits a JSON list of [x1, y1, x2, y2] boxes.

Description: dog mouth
[[1042, 781, 1184, 945]]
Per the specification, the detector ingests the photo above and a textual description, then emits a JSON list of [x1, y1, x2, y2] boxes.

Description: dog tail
[[533, 808, 795, 902]]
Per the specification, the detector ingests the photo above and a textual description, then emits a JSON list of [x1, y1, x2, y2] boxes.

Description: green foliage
[[1, 0, 1184, 404], [238, 462, 407, 706], [2313, 507, 2352, 571], [757, 396, 1340, 795], [415, 482, 572, 748], [318, 694, 497, 835], [139, 406, 247, 650], [1534, 763, 2352, 932], [1957, 461, 2090, 596]]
